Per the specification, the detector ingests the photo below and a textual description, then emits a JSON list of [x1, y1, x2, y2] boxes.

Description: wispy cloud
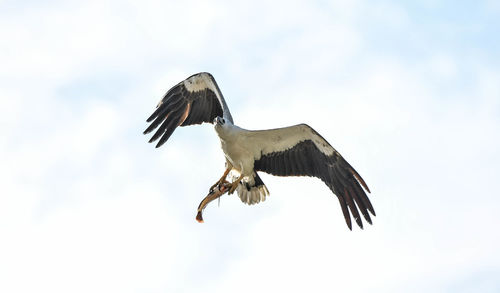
[[1, 0, 499, 292]]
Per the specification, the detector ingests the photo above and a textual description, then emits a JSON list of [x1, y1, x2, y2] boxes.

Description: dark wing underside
[[254, 139, 374, 230], [143, 73, 228, 148]]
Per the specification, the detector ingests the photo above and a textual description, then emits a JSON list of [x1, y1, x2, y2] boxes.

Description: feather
[[144, 72, 231, 146], [252, 124, 374, 229]]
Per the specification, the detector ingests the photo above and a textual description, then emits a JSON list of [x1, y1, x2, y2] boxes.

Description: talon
[[228, 174, 244, 194], [228, 183, 238, 194], [211, 167, 232, 191]]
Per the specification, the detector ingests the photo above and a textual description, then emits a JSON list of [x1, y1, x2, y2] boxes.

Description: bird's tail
[[236, 172, 269, 205]]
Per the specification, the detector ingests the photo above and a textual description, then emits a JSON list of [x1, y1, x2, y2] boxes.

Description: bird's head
[[214, 116, 234, 137], [214, 116, 226, 126]]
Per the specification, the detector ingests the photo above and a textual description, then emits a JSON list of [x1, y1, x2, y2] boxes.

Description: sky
[[1, 0, 499, 292]]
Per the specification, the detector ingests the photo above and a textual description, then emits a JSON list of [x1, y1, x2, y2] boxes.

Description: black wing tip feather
[[345, 180, 376, 230], [336, 194, 352, 230], [146, 110, 159, 123], [348, 166, 371, 194], [343, 187, 363, 229], [348, 183, 373, 226], [338, 158, 375, 229]]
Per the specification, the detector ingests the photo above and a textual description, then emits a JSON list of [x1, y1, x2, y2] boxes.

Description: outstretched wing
[[144, 72, 233, 148], [250, 124, 374, 230]]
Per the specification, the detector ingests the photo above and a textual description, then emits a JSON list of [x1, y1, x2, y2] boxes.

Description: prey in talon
[[144, 72, 375, 230], [196, 181, 231, 223]]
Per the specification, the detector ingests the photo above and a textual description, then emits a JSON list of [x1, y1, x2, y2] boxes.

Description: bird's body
[[215, 121, 341, 205], [216, 122, 251, 175], [144, 72, 375, 229], [215, 121, 271, 204]]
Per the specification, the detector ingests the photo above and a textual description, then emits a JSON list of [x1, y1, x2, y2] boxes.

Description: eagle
[[144, 72, 375, 230]]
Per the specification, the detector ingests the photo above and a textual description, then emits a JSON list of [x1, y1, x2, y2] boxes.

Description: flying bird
[[144, 72, 375, 229]]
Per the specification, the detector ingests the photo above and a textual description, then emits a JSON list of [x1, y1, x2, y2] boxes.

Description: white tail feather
[[236, 183, 270, 205]]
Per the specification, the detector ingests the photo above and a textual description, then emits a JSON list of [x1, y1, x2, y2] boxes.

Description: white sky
[[1, 0, 499, 292]]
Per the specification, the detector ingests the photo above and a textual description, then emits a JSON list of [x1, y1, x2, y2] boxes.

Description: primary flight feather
[[144, 72, 375, 230]]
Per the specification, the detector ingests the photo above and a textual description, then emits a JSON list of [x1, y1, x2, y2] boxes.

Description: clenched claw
[[210, 168, 232, 191], [228, 174, 244, 195], [228, 182, 238, 194]]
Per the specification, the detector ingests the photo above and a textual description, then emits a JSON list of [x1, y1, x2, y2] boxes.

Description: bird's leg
[[228, 174, 244, 195], [210, 167, 232, 190]]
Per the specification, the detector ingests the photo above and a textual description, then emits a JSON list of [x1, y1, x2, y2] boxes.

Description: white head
[[214, 116, 236, 139]]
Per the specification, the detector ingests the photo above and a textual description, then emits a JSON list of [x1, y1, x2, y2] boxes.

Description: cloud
[[1, 0, 499, 292]]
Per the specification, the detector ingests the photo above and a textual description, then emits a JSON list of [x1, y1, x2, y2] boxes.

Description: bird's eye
[[221, 118, 225, 124]]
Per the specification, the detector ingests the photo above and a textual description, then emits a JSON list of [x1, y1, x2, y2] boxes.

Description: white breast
[[216, 124, 255, 176]]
